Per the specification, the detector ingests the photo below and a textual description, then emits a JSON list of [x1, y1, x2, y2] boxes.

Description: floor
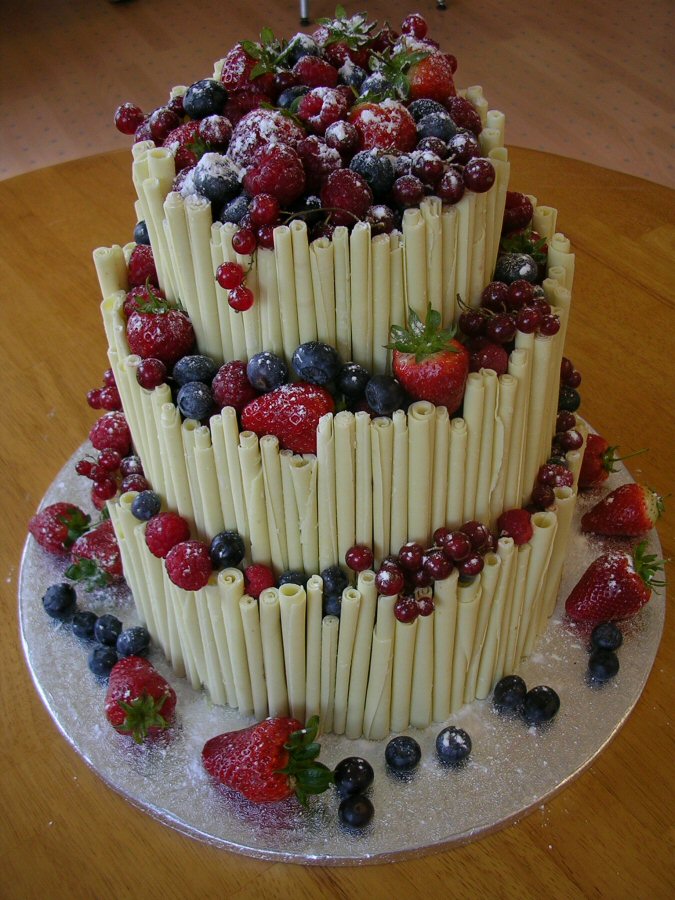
[[2, 0, 674, 188]]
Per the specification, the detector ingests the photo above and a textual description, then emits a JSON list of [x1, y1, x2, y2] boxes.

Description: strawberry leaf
[[65, 557, 112, 591]]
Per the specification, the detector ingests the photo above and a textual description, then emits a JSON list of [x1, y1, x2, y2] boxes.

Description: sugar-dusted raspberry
[[89, 411, 132, 456], [292, 55, 339, 89], [297, 135, 343, 192], [243, 145, 306, 206], [226, 108, 306, 170], [165, 540, 213, 591], [497, 508, 533, 545], [145, 512, 191, 558], [245, 563, 276, 599], [320, 168, 373, 227], [212, 360, 260, 412], [297, 87, 349, 136], [127, 245, 158, 288]]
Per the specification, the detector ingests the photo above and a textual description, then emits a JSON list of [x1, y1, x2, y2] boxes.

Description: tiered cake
[[92, 11, 583, 740]]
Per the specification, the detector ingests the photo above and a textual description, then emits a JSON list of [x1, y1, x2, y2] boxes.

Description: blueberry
[[408, 99, 448, 122], [292, 194, 323, 226], [365, 375, 405, 416], [282, 32, 320, 65], [88, 645, 118, 678], [349, 150, 395, 199], [218, 193, 250, 225], [117, 625, 150, 658], [131, 490, 162, 521], [334, 756, 374, 798], [339, 794, 374, 829], [359, 72, 392, 96], [277, 85, 310, 110], [337, 362, 370, 399], [42, 583, 77, 620], [94, 614, 123, 646], [210, 530, 245, 569], [492, 674, 527, 714], [246, 351, 288, 392], [417, 111, 457, 142], [133, 220, 150, 245], [558, 386, 581, 412], [588, 648, 620, 682], [591, 621, 623, 652], [177, 381, 214, 420], [192, 153, 241, 207], [322, 593, 343, 618], [521, 685, 560, 726], [320, 564, 350, 596], [547, 455, 569, 468], [385, 735, 421, 772], [172, 354, 218, 387], [72, 610, 98, 640], [436, 726, 472, 765], [278, 569, 307, 588], [339, 62, 367, 90], [291, 341, 341, 385], [493, 252, 539, 285], [183, 78, 228, 119]]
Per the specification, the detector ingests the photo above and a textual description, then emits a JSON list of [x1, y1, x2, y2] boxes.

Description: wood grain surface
[[0, 148, 673, 899]]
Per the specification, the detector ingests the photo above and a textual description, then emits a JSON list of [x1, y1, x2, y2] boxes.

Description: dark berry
[[411, 150, 444, 185], [114, 102, 145, 135], [337, 362, 370, 399], [463, 158, 496, 193], [93, 614, 123, 647], [416, 135, 449, 158], [349, 150, 395, 199], [494, 252, 539, 285], [116, 625, 151, 658], [359, 71, 392, 96], [177, 382, 214, 420], [385, 735, 421, 772], [120, 474, 149, 494], [375, 566, 405, 596], [210, 530, 245, 569], [516, 307, 542, 334], [277, 569, 307, 588], [277, 84, 310, 109], [521, 685, 560, 725], [333, 756, 374, 798], [88, 645, 119, 678], [408, 99, 447, 122], [447, 131, 481, 165], [120, 455, 143, 477], [324, 119, 360, 155], [292, 341, 341, 385], [366, 204, 397, 235], [339, 794, 374, 828], [588, 649, 620, 682], [192, 154, 241, 207], [558, 386, 581, 412], [322, 592, 342, 618], [392, 174, 425, 209], [416, 112, 456, 143], [423, 549, 453, 581], [183, 78, 228, 119], [136, 358, 167, 389], [461, 520, 491, 551], [219, 193, 250, 225], [591, 622, 623, 652], [531, 483, 555, 510], [133, 220, 150, 245], [439, 530, 472, 562], [131, 490, 162, 521], [436, 726, 472, 764], [72, 610, 98, 640], [247, 351, 288, 392], [345, 545, 374, 572], [320, 564, 350, 596], [437, 166, 465, 204], [172, 354, 218, 387], [393, 594, 419, 623], [365, 375, 405, 415], [456, 552, 484, 577], [42, 583, 77, 620], [492, 674, 527, 713]]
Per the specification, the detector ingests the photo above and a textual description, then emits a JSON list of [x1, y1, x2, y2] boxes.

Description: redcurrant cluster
[[86, 369, 122, 412], [75, 452, 147, 510]]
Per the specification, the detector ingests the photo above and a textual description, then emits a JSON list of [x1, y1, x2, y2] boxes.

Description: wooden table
[[1, 148, 673, 898]]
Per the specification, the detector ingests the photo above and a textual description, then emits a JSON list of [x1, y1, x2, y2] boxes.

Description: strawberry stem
[[633, 541, 666, 591], [386, 304, 460, 361], [277, 715, 334, 806], [115, 692, 171, 744]]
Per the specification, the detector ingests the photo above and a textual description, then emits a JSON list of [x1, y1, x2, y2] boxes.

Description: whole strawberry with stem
[[28, 502, 91, 556], [565, 541, 664, 624], [126, 290, 195, 366], [578, 433, 646, 489], [387, 305, 469, 413], [105, 656, 176, 744], [581, 483, 665, 537], [202, 715, 333, 804], [67, 518, 123, 590]]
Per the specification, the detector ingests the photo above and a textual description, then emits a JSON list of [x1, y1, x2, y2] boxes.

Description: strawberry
[[127, 244, 158, 288], [386, 305, 469, 414], [497, 508, 533, 545], [313, 9, 376, 70], [408, 52, 456, 102], [348, 100, 417, 152], [219, 40, 276, 98], [28, 502, 91, 556], [105, 656, 176, 744], [162, 120, 210, 171], [67, 518, 123, 589], [202, 715, 333, 804], [565, 542, 664, 624], [89, 411, 132, 456], [241, 382, 335, 454], [581, 483, 665, 536], [126, 291, 195, 366], [578, 433, 646, 489]]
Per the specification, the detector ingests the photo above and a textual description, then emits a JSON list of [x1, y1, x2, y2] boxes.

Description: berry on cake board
[[105, 656, 177, 744], [581, 483, 665, 537]]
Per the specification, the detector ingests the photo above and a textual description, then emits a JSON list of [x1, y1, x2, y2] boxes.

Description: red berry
[[127, 244, 158, 288], [497, 508, 533, 545], [256, 225, 275, 250], [98, 386, 122, 411], [120, 455, 144, 477], [89, 411, 132, 456], [516, 306, 542, 334], [447, 132, 481, 166], [392, 174, 425, 210], [537, 463, 574, 488], [243, 145, 306, 206], [507, 279, 535, 310], [461, 520, 491, 551], [297, 135, 343, 193], [292, 56, 339, 89], [114, 102, 145, 135], [411, 151, 444, 185], [437, 166, 465, 204], [457, 552, 484, 577], [120, 474, 149, 493], [231, 228, 257, 256], [249, 194, 280, 228], [165, 540, 213, 591], [486, 313, 517, 344], [87, 389, 102, 409], [321, 168, 373, 227], [556, 429, 584, 452], [444, 96, 481, 135], [556, 411, 577, 432], [439, 530, 472, 562], [198, 114, 233, 148], [228, 284, 255, 312], [75, 458, 95, 477], [102, 368, 116, 387], [394, 594, 419, 623], [409, 567, 433, 588], [458, 310, 486, 337], [401, 13, 428, 38], [502, 191, 534, 233], [97, 448, 122, 472], [463, 158, 496, 193], [145, 512, 191, 558], [93, 475, 118, 502], [216, 262, 246, 290], [468, 338, 509, 376], [148, 107, 180, 143], [398, 542, 425, 572], [531, 483, 555, 510], [481, 281, 509, 312], [566, 370, 582, 389], [136, 357, 168, 389], [539, 314, 561, 336], [324, 120, 360, 156], [28, 502, 90, 555], [244, 564, 276, 599], [212, 360, 259, 412], [297, 87, 348, 135], [375, 567, 405, 596], [423, 549, 453, 581], [365, 204, 396, 236], [416, 594, 435, 617], [345, 545, 374, 573]]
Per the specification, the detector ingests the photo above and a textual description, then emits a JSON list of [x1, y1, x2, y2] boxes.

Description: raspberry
[[497, 508, 533, 545], [145, 512, 191, 558], [320, 168, 373, 227], [297, 136, 343, 192], [297, 87, 348, 135], [89, 411, 132, 455], [243, 145, 306, 206], [212, 360, 260, 412], [292, 56, 339, 88], [98, 386, 122, 410], [349, 100, 417, 153], [244, 564, 276, 599], [127, 245, 158, 288], [226, 108, 305, 169], [165, 540, 213, 591]]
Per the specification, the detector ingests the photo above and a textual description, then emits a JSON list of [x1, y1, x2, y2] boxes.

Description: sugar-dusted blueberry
[[218, 193, 250, 225], [521, 685, 560, 725], [177, 381, 214, 420], [408, 98, 448, 122], [339, 794, 374, 828], [210, 530, 245, 569], [291, 341, 341, 386], [131, 490, 162, 521], [591, 621, 623, 652], [334, 756, 374, 798], [385, 735, 422, 772], [337, 361, 370, 399], [192, 153, 241, 207], [322, 592, 342, 618], [277, 569, 307, 588], [72, 610, 98, 640], [246, 351, 288, 392], [94, 613, 123, 647], [417, 111, 456, 142], [172, 354, 218, 387], [494, 252, 539, 285], [365, 374, 405, 415], [359, 71, 392, 96], [282, 31, 320, 66], [338, 62, 367, 91], [277, 84, 310, 109], [183, 78, 228, 119], [116, 625, 150, 658], [436, 726, 472, 765], [88, 645, 119, 679], [588, 649, 620, 682], [133, 220, 150, 245], [320, 564, 350, 596], [349, 150, 395, 199], [42, 583, 77, 620], [493, 674, 527, 714]]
